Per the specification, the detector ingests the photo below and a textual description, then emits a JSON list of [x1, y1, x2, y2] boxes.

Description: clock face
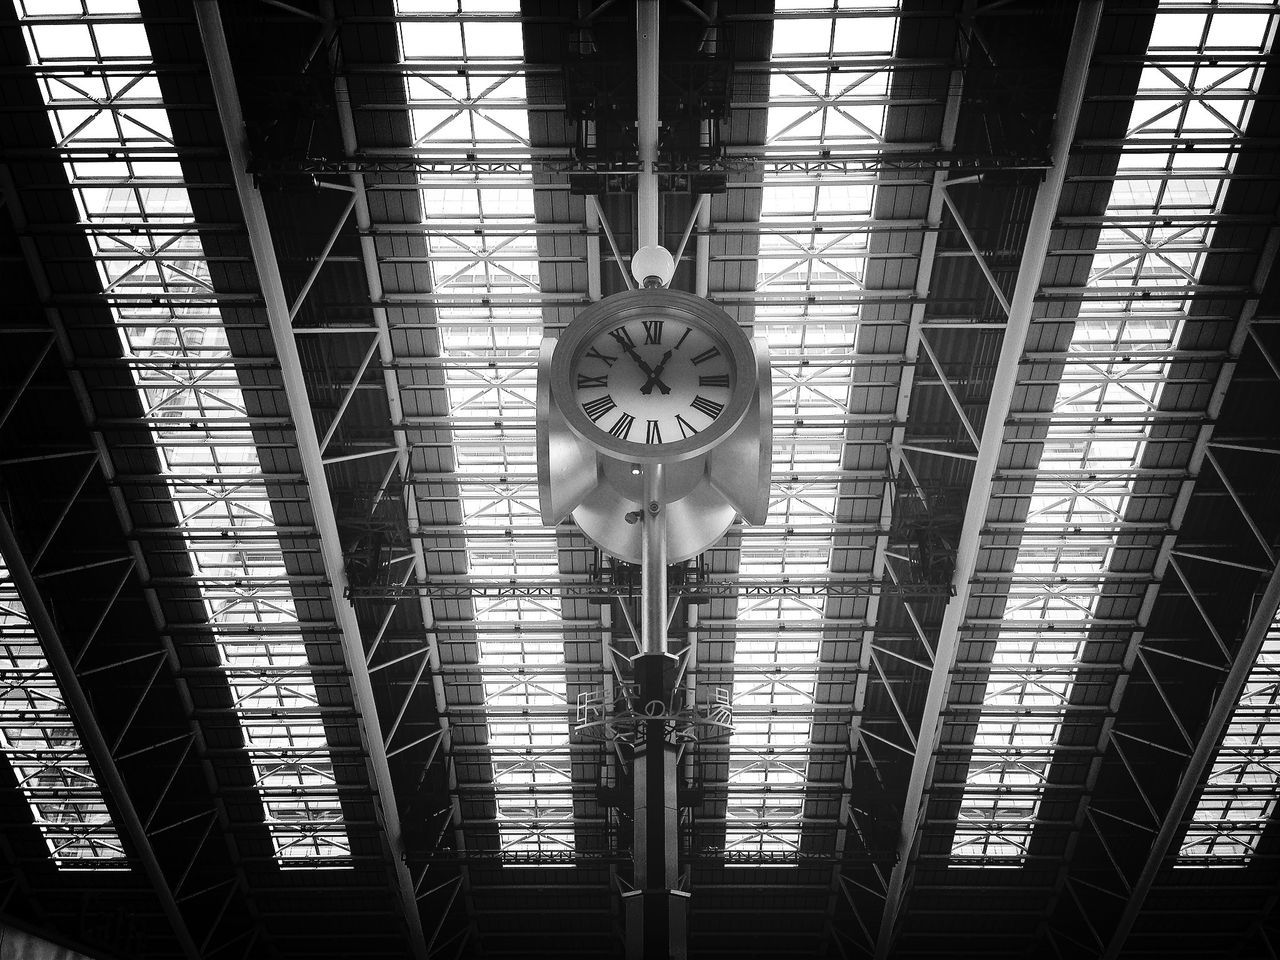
[[571, 317, 734, 447]]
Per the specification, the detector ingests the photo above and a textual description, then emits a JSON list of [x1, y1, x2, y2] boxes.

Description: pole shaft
[[640, 463, 667, 655], [636, 0, 660, 251]]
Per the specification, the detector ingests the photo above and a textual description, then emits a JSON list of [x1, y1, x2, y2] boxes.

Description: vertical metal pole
[[640, 463, 667, 655], [636, 0, 660, 253], [628, 460, 685, 958], [694, 195, 711, 300]]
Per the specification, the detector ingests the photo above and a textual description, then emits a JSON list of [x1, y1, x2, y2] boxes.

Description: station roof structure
[[2, 1, 1280, 958]]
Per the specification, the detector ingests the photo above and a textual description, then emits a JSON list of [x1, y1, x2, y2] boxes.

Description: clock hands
[[609, 332, 673, 396], [640, 349, 674, 395], [609, 334, 653, 375]]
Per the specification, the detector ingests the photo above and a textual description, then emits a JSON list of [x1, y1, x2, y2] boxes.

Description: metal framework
[[2, 1, 1280, 958]]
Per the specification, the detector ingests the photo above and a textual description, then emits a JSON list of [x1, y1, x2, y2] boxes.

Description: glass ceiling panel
[[1179, 612, 1280, 866], [951, 0, 1277, 867], [0, 555, 125, 868], [722, 0, 900, 863], [17, 0, 351, 868], [397, 0, 577, 865]]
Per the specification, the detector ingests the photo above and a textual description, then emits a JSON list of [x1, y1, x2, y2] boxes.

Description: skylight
[[0, 555, 125, 868], [1180, 611, 1280, 865], [17, 0, 351, 868], [396, 0, 578, 864], [951, 0, 1277, 866], [722, 0, 900, 862]]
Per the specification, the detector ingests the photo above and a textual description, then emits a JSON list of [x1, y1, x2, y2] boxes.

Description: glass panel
[[397, 0, 576, 864], [951, 0, 1278, 867], [18, 0, 351, 868], [1179, 615, 1280, 866], [722, 0, 901, 863], [0, 555, 125, 867]]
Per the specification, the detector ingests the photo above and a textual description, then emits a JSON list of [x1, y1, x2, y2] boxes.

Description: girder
[[873, 4, 1103, 955], [194, 3, 428, 956]]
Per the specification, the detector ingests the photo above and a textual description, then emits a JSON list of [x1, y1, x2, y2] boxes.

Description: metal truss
[[346, 576, 951, 603], [1038, 231, 1280, 960], [868, 4, 1104, 956], [0, 516, 199, 959], [195, 2, 428, 955], [0, 183, 266, 960], [12, 0, 365, 873]]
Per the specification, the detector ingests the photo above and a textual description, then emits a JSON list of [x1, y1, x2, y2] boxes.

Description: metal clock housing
[[550, 289, 758, 463]]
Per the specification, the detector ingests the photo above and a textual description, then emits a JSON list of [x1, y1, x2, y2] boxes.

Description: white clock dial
[[572, 317, 734, 446]]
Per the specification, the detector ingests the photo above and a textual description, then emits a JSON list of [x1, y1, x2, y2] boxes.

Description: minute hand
[[612, 337, 656, 377], [640, 350, 674, 395]]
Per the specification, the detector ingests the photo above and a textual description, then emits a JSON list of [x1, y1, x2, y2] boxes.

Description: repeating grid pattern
[[951, 0, 1279, 865], [722, 0, 899, 859], [397, 2, 578, 862], [0, 556, 124, 867], [17, 0, 352, 867], [1180, 614, 1280, 864]]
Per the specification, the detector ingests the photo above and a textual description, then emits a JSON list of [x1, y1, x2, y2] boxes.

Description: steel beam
[[0, 512, 200, 960], [872, 4, 1103, 956], [193, 5, 428, 958], [1100, 559, 1280, 959]]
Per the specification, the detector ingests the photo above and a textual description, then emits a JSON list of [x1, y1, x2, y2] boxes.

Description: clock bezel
[[551, 289, 758, 463]]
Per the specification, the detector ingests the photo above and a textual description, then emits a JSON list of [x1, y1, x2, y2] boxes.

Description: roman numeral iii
[[690, 394, 724, 419], [699, 374, 730, 388]]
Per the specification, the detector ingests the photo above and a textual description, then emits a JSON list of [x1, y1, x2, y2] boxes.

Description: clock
[[549, 290, 758, 463]]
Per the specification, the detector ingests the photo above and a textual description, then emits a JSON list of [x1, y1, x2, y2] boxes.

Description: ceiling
[[1, 1, 1280, 958]]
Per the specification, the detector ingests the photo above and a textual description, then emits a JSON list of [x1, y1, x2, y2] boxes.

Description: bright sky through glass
[[951, 0, 1279, 866], [396, 0, 579, 864], [722, 0, 900, 862], [0, 555, 125, 868], [18, 0, 352, 868]]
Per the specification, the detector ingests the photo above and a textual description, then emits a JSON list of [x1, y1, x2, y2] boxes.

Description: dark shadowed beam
[[0, 513, 200, 960], [872, 3, 1104, 956], [193, 4, 428, 958]]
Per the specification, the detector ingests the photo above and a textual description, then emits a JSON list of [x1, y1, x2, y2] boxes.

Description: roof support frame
[[872, 4, 1103, 955], [0, 511, 200, 960], [1033, 218, 1280, 955], [822, 9, 968, 950], [193, 4, 428, 957], [0, 161, 268, 958]]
